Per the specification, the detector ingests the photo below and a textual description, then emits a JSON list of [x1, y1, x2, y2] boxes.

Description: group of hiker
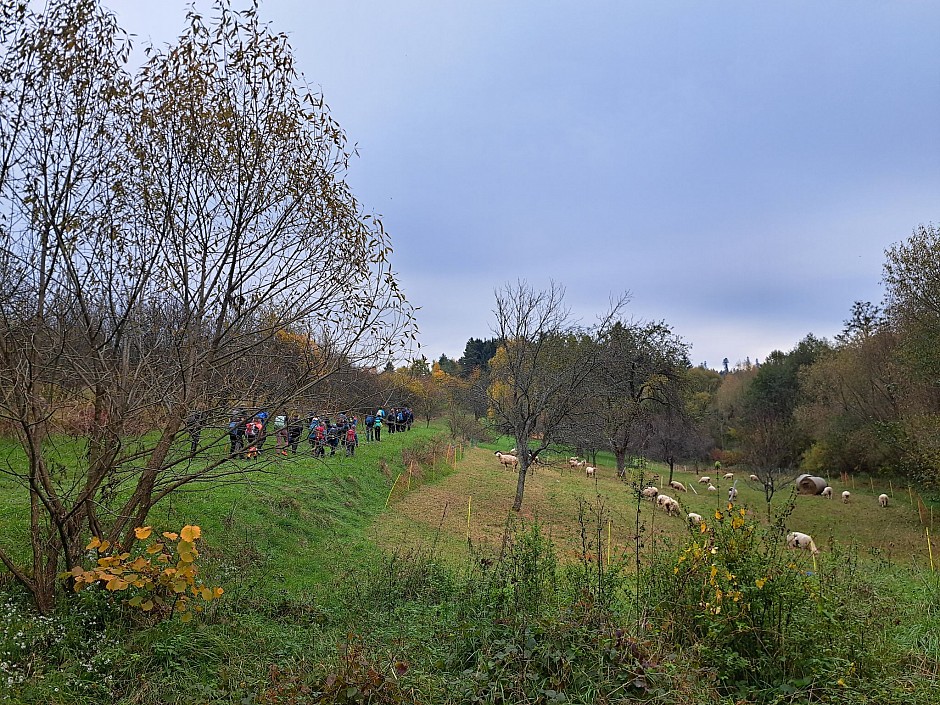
[[200, 406, 415, 460]]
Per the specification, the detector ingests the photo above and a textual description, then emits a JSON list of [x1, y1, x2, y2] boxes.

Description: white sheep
[[749, 474, 760, 482], [641, 486, 659, 500], [786, 531, 820, 554], [728, 487, 738, 501], [821, 486, 833, 499], [656, 494, 681, 516], [669, 480, 687, 492], [842, 490, 851, 503], [879, 493, 889, 508], [494, 451, 518, 470], [569, 457, 585, 468], [698, 476, 711, 484], [687, 512, 703, 526], [585, 466, 596, 478], [707, 484, 717, 492], [723, 472, 735, 480]]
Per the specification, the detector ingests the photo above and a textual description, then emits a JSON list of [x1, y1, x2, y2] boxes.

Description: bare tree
[[0, 0, 415, 612], [483, 281, 627, 511]]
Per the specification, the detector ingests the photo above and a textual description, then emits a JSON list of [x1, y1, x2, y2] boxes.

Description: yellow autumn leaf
[[162, 532, 179, 541], [146, 543, 163, 555], [201, 587, 212, 601], [141, 600, 154, 612], [106, 577, 128, 591], [755, 578, 767, 589], [86, 536, 102, 550], [714, 510, 722, 520], [213, 587, 224, 598], [180, 525, 201, 542], [699, 522, 707, 534], [180, 611, 193, 623], [134, 527, 152, 541], [177, 540, 194, 554]]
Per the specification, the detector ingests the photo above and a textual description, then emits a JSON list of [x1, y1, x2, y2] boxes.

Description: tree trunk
[[667, 456, 675, 484], [512, 464, 527, 512], [615, 448, 627, 478]]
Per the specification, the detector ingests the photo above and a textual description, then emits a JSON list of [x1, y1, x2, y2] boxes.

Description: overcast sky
[[106, 0, 939, 369]]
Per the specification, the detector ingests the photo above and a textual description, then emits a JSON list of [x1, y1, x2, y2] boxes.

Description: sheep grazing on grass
[[723, 472, 734, 480], [585, 466, 596, 478], [568, 457, 585, 468], [494, 451, 518, 470], [687, 512, 703, 526], [749, 474, 760, 482], [707, 484, 717, 492], [669, 480, 687, 492], [821, 486, 833, 499], [728, 487, 738, 501], [786, 531, 820, 555], [698, 476, 711, 484], [879, 493, 889, 508], [656, 494, 681, 516], [842, 490, 851, 503], [641, 486, 659, 500]]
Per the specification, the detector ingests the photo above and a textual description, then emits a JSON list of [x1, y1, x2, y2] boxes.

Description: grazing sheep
[[494, 451, 518, 470], [569, 457, 585, 468], [842, 490, 851, 503], [821, 486, 832, 499], [728, 487, 738, 501], [698, 476, 711, 484], [669, 480, 687, 492], [641, 486, 659, 500], [687, 512, 703, 526], [786, 531, 820, 554], [707, 484, 717, 492], [879, 493, 889, 508], [656, 494, 681, 516], [585, 466, 596, 478], [749, 474, 760, 482], [723, 472, 735, 480]]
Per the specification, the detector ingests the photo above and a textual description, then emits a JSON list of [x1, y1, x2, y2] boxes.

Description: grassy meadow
[[380, 440, 935, 571], [0, 423, 939, 704]]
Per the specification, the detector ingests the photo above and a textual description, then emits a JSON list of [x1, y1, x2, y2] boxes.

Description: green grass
[[2, 424, 940, 704]]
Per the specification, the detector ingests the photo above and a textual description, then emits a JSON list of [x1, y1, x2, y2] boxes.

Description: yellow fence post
[[385, 472, 403, 508], [928, 527, 935, 572]]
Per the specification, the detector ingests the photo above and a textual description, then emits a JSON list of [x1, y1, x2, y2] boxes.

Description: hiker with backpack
[[228, 411, 245, 458], [273, 414, 288, 454], [326, 422, 340, 456], [364, 413, 375, 442], [287, 414, 304, 454], [344, 423, 357, 456], [185, 410, 205, 455], [373, 414, 382, 442]]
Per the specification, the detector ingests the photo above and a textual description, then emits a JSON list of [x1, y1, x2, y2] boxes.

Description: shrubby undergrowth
[[1, 501, 939, 703]]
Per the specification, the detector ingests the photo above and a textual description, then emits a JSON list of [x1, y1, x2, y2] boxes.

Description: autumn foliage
[[62, 525, 223, 622]]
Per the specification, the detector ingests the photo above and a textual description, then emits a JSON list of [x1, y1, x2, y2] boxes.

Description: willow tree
[[0, 0, 415, 612], [484, 282, 627, 512]]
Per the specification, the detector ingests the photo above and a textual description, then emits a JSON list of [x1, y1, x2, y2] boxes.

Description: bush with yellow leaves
[[644, 501, 849, 693], [61, 525, 223, 623]]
